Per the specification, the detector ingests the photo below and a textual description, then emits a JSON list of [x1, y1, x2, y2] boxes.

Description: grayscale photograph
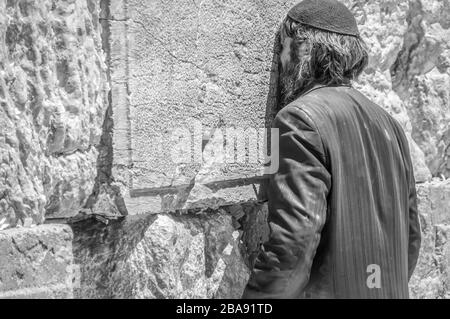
[[0, 0, 449, 303]]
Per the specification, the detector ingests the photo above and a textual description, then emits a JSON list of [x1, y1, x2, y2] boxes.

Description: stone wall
[[0, 0, 449, 299], [0, 0, 108, 228], [0, 0, 107, 297]]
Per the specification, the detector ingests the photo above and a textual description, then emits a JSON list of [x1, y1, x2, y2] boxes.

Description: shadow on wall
[[257, 28, 283, 204]]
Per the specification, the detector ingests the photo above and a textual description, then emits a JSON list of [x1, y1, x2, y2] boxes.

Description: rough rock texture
[[0, 0, 108, 229], [410, 180, 450, 298], [391, 0, 450, 178], [0, 224, 74, 298], [71, 210, 249, 299]]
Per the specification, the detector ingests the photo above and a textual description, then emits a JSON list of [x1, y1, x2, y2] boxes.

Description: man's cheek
[[280, 37, 294, 68]]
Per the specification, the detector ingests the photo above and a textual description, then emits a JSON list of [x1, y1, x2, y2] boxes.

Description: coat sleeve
[[406, 147, 421, 281], [242, 105, 331, 299], [390, 118, 422, 281]]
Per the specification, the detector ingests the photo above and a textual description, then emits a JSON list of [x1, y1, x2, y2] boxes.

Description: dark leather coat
[[242, 85, 421, 299]]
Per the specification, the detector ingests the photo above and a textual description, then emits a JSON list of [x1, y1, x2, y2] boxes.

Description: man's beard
[[280, 55, 313, 107]]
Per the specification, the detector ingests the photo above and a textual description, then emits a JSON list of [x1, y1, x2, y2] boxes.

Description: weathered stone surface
[[0, 0, 108, 228], [0, 224, 74, 298], [410, 179, 450, 298], [106, 0, 293, 214], [391, 0, 450, 178], [71, 211, 249, 298]]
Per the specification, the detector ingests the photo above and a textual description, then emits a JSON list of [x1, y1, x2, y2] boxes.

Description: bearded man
[[242, 0, 421, 299]]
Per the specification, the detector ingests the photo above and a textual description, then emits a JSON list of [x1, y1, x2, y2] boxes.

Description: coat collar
[[300, 83, 352, 97]]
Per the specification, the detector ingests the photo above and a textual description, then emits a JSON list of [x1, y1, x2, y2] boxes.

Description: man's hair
[[280, 15, 369, 104]]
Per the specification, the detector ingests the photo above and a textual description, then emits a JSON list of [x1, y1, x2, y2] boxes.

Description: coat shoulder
[[274, 100, 318, 131]]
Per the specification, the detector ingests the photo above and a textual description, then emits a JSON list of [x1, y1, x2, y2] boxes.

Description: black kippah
[[287, 0, 360, 36]]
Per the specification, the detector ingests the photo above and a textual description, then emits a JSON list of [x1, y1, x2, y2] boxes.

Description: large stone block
[[0, 0, 109, 228], [105, 0, 298, 215], [71, 211, 249, 298], [0, 224, 74, 299]]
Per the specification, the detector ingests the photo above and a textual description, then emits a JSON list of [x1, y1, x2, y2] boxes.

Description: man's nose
[[280, 37, 293, 70]]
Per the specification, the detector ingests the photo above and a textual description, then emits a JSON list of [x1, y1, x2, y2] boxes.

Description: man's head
[[279, 0, 369, 106]]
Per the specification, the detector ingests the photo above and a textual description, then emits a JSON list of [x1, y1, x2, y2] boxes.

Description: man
[[242, 0, 421, 299]]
